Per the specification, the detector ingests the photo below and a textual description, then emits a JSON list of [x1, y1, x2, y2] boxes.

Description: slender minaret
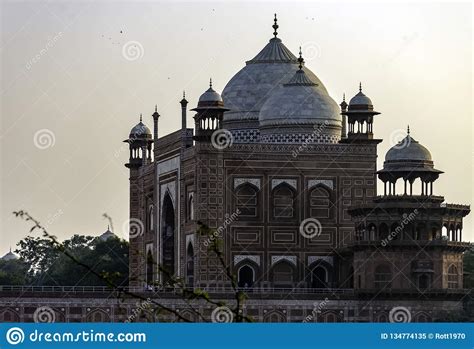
[[152, 105, 160, 159], [180, 91, 188, 131], [340, 93, 348, 139]]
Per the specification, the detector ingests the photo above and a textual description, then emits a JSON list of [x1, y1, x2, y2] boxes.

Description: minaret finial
[[343, 93, 346, 102], [407, 125, 410, 135], [297, 46, 304, 70], [209, 78, 212, 88], [139, 113, 142, 122], [359, 82, 362, 92], [183, 91, 186, 99], [154, 105, 157, 112], [272, 13, 279, 38]]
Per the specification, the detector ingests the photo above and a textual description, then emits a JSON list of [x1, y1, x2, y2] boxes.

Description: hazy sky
[[1, 1, 472, 255]]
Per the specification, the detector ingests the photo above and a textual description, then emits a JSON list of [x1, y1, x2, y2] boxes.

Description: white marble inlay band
[[234, 255, 260, 266], [234, 178, 261, 190], [271, 255, 297, 267], [271, 179, 297, 190], [308, 179, 334, 190], [308, 256, 334, 266]]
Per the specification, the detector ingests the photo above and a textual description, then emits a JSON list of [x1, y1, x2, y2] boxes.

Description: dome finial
[[359, 82, 362, 92], [139, 113, 142, 122], [272, 13, 279, 38], [297, 46, 304, 70], [209, 78, 212, 88], [407, 125, 410, 135]]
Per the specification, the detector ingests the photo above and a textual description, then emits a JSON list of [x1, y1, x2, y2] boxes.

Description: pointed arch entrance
[[161, 193, 175, 282]]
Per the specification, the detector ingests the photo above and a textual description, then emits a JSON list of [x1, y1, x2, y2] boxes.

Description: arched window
[[309, 186, 331, 218], [311, 265, 329, 289], [418, 274, 430, 289], [272, 184, 295, 219], [148, 205, 154, 231], [3, 311, 12, 322], [187, 195, 194, 221], [447, 265, 458, 289], [323, 312, 338, 323], [186, 243, 194, 288], [238, 264, 255, 288], [374, 264, 392, 289], [414, 312, 430, 322], [161, 193, 175, 282], [88, 310, 109, 322], [264, 311, 285, 322], [236, 184, 259, 218], [271, 262, 294, 288], [146, 250, 153, 286]]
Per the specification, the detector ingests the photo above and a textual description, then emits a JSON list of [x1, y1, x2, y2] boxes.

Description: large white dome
[[222, 37, 328, 125], [258, 69, 342, 143]]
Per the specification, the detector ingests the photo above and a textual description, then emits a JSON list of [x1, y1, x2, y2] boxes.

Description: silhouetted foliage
[[14, 234, 129, 286], [0, 259, 29, 285], [463, 247, 474, 289]]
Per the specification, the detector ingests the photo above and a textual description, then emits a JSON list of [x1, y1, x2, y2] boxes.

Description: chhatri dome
[[129, 114, 152, 140], [222, 14, 331, 140], [259, 48, 341, 143], [348, 83, 374, 110], [384, 127, 435, 167], [377, 127, 442, 196], [197, 79, 224, 106]]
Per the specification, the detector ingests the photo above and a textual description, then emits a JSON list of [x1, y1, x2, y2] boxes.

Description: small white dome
[[198, 87, 223, 103]]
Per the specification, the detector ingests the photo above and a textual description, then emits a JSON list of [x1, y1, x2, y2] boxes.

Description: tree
[[14, 232, 129, 286], [13, 210, 252, 322], [463, 247, 474, 289], [0, 259, 29, 285]]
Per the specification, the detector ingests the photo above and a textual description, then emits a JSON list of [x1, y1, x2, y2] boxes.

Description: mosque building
[[0, 15, 470, 323], [122, 15, 471, 322]]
